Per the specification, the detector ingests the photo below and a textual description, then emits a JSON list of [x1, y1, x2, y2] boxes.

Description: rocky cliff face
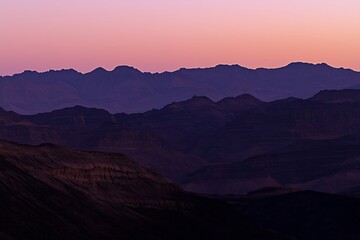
[[0, 141, 181, 206]]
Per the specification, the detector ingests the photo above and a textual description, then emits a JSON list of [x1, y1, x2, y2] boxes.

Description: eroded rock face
[[0, 140, 286, 240], [0, 140, 181, 207]]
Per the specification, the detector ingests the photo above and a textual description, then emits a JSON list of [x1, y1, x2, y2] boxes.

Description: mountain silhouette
[[0, 62, 359, 114]]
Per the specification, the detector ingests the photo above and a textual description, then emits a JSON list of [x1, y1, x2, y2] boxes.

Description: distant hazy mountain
[[0, 62, 359, 114]]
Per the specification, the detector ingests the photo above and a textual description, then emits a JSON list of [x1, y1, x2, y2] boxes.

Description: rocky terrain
[[1, 89, 360, 239], [0, 140, 284, 240]]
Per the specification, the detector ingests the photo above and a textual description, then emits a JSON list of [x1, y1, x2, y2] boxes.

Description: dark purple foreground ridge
[[1, 64, 360, 239]]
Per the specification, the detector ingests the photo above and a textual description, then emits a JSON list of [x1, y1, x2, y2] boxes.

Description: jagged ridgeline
[[0, 62, 359, 114]]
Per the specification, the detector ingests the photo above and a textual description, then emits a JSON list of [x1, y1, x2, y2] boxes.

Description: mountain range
[[0, 89, 360, 195], [1, 62, 359, 114], [1, 75, 360, 239]]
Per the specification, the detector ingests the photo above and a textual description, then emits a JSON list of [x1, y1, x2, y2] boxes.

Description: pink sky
[[1, 0, 359, 75]]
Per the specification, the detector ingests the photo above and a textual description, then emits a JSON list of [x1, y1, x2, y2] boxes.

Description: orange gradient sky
[[1, 0, 359, 75]]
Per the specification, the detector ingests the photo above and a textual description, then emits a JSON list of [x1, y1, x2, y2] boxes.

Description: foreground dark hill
[[0, 140, 284, 240], [0, 62, 359, 114], [183, 135, 360, 194], [215, 189, 360, 240]]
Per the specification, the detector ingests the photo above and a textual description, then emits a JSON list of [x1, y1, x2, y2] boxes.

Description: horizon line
[[1, 61, 358, 78]]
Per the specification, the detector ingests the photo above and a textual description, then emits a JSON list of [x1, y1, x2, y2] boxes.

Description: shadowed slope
[[0, 140, 286, 240], [227, 190, 360, 240], [182, 135, 360, 194]]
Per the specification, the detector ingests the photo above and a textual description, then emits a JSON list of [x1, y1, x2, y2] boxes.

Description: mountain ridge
[[0, 62, 359, 114], [2, 62, 359, 77], [1, 90, 360, 194]]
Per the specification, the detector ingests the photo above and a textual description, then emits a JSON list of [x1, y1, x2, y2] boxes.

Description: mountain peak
[[317, 62, 331, 67], [214, 64, 241, 68], [284, 62, 334, 70], [187, 95, 216, 106], [110, 66, 142, 78], [216, 94, 263, 111], [164, 95, 215, 111], [11, 68, 80, 79], [49, 105, 111, 114], [89, 67, 108, 74], [113, 65, 141, 73], [190, 95, 213, 101], [47, 68, 79, 73], [214, 64, 250, 71], [310, 89, 360, 103]]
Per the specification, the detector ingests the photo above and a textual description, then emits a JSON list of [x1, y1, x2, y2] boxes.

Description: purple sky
[[1, 0, 359, 75]]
